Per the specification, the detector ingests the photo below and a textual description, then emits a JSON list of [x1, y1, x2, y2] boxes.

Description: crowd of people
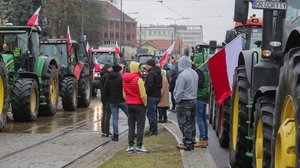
[[99, 51, 209, 153]]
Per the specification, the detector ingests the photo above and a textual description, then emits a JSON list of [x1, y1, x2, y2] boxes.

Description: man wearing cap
[[100, 62, 113, 137], [104, 64, 128, 141], [144, 59, 162, 136], [192, 53, 209, 148], [174, 55, 198, 151]]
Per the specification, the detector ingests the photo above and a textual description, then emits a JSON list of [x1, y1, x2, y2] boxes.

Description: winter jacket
[[122, 62, 147, 106], [158, 71, 170, 107], [99, 70, 110, 102], [174, 56, 198, 104], [103, 71, 126, 103], [145, 66, 162, 98], [196, 65, 209, 100]]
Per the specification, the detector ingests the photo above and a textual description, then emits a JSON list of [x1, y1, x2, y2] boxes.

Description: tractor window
[[138, 56, 152, 63], [94, 52, 114, 64], [29, 32, 39, 57], [40, 44, 68, 67], [0, 33, 28, 55], [78, 42, 88, 63], [249, 28, 262, 50]]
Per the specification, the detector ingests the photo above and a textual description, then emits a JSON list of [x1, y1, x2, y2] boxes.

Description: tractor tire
[[271, 47, 300, 168], [92, 88, 97, 97], [252, 95, 275, 168], [209, 86, 215, 124], [229, 65, 252, 168], [218, 97, 231, 148], [11, 78, 39, 122], [61, 77, 77, 111], [77, 70, 92, 107], [38, 64, 59, 116], [0, 59, 8, 131]]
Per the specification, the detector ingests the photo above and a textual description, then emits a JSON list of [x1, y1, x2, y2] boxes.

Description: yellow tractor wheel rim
[[0, 76, 3, 115], [49, 77, 57, 105], [232, 87, 239, 150], [255, 119, 263, 168], [30, 89, 37, 113], [275, 95, 295, 168]]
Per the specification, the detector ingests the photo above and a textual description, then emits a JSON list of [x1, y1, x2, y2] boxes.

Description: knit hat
[[194, 53, 203, 64], [112, 64, 122, 72], [146, 59, 156, 67], [103, 62, 112, 71]]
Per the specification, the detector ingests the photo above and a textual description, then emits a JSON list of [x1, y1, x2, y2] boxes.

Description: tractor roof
[[92, 47, 117, 53], [0, 26, 39, 32]]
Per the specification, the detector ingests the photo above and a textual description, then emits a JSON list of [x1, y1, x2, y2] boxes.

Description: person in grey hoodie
[[174, 55, 198, 151]]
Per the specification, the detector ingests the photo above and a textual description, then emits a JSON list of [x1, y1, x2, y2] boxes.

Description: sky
[[114, 0, 263, 45]]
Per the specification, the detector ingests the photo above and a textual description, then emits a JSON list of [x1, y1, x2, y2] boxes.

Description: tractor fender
[[73, 63, 83, 80], [237, 50, 256, 86], [252, 86, 277, 113], [41, 57, 58, 78], [284, 26, 300, 55]]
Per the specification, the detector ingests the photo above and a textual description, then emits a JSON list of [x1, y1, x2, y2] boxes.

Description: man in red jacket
[[122, 61, 149, 153]]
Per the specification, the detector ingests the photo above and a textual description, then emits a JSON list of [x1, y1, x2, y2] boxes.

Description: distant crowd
[[99, 51, 209, 153]]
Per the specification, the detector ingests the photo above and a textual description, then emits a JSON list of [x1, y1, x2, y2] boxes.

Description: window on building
[[149, 31, 152, 35], [132, 24, 135, 29], [126, 23, 130, 30], [110, 21, 114, 29], [154, 31, 156, 35], [132, 34, 135, 40], [158, 31, 160, 35], [126, 33, 130, 40], [163, 31, 165, 35], [104, 41, 110, 45], [116, 22, 119, 29], [116, 32, 119, 39], [104, 31, 108, 38], [110, 31, 114, 38]]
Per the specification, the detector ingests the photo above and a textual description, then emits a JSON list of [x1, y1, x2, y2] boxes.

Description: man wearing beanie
[[144, 59, 162, 136], [100, 62, 113, 137], [174, 55, 198, 151], [104, 64, 128, 141], [192, 53, 210, 148]]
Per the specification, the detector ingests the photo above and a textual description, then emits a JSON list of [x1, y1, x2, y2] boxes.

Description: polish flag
[[94, 57, 101, 71], [66, 26, 72, 56], [208, 35, 242, 105], [116, 42, 121, 55], [27, 6, 42, 30], [86, 41, 91, 53], [158, 41, 176, 69]]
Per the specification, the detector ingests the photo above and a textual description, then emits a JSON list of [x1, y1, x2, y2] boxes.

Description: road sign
[[252, 1, 287, 10]]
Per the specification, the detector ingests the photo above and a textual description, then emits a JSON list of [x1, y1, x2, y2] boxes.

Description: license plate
[[252, 1, 287, 10]]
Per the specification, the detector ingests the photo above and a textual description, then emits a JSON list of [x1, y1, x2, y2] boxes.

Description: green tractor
[[1, 25, 59, 121], [0, 56, 8, 131], [40, 37, 92, 111]]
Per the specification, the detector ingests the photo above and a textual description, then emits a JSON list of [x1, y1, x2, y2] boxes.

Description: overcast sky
[[114, 0, 263, 45]]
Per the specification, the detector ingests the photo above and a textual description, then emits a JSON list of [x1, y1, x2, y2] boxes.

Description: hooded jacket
[[103, 71, 125, 103], [145, 66, 162, 98], [99, 68, 111, 102], [122, 62, 147, 106], [174, 56, 198, 103]]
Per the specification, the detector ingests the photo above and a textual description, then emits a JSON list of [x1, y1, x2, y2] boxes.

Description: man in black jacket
[[100, 62, 112, 137], [104, 64, 128, 141], [144, 59, 162, 136]]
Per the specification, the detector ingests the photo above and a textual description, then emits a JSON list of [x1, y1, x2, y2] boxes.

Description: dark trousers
[[158, 107, 168, 121], [176, 99, 196, 148], [146, 96, 160, 133], [101, 102, 111, 134], [128, 104, 146, 147], [171, 92, 176, 110]]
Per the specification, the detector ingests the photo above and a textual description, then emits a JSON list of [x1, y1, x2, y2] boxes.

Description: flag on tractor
[[94, 57, 101, 71], [208, 35, 242, 105], [158, 41, 176, 69], [66, 26, 72, 56], [27, 6, 42, 30], [116, 42, 121, 60], [86, 41, 91, 53]]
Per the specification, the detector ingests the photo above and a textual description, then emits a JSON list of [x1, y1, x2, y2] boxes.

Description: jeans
[[128, 104, 146, 147], [176, 99, 196, 148], [196, 100, 208, 139], [110, 102, 128, 135], [146, 96, 160, 133], [101, 102, 111, 134]]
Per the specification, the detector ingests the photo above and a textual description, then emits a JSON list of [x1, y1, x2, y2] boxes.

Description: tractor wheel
[[252, 95, 275, 168], [61, 77, 77, 111], [271, 47, 300, 168], [12, 78, 39, 122], [218, 97, 231, 148], [0, 59, 8, 131], [92, 88, 97, 97], [229, 65, 252, 168], [215, 104, 221, 136], [209, 85, 215, 124], [38, 64, 59, 116], [77, 70, 92, 107]]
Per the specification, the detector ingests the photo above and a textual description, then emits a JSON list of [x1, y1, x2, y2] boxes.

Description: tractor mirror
[[234, 0, 249, 23], [225, 30, 237, 43], [209, 40, 217, 55], [72, 43, 79, 50]]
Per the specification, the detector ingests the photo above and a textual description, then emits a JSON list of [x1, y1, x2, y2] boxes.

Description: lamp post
[[165, 18, 189, 57]]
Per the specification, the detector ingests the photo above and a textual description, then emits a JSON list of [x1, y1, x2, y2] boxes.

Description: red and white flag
[[27, 6, 41, 30], [208, 35, 242, 105], [66, 26, 72, 56], [158, 41, 176, 69], [94, 56, 101, 71], [116, 42, 121, 55], [86, 41, 91, 53]]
